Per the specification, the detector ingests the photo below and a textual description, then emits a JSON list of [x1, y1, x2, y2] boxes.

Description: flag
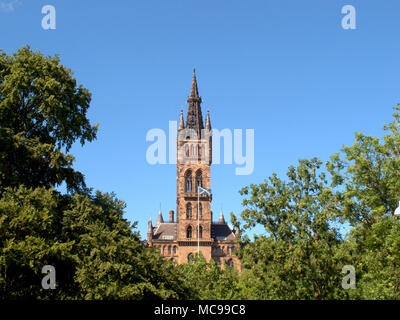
[[198, 186, 211, 194]]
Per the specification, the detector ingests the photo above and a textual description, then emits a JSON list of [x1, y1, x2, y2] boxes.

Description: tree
[[0, 46, 98, 193], [0, 186, 193, 299], [327, 105, 400, 299], [0, 46, 191, 300], [238, 158, 349, 299], [178, 253, 239, 300]]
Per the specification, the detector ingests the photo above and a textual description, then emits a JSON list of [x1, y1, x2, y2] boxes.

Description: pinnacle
[[190, 68, 199, 98]]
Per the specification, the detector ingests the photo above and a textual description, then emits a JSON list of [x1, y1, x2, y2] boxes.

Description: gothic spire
[[218, 209, 225, 224], [190, 68, 199, 98], [205, 109, 211, 130], [179, 108, 184, 130], [186, 69, 204, 136], [148, 217, 153, 232], [156, 210, 164, 226]]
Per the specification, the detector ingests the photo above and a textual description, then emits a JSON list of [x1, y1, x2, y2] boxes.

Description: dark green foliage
[[236, 106, 400, 299], [1, 46, 400, 300], [0, 47, 191, 300], [237, 159, 349, 299], [178, 253, 239, 300], [0, 46, 97, 193]]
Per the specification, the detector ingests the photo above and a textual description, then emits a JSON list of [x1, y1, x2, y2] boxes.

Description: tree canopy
[[1, 46, 399, 300]]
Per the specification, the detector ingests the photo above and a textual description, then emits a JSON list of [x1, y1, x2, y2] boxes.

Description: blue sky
[[2, 0, 400, 239]]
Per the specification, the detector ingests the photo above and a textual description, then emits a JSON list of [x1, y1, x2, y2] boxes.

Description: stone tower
[[147, 70, 241, 269], [176, 69, 213, 262]]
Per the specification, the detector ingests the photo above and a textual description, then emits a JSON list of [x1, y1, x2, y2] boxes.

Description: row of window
[[156, 245, 177, 256], [155, 247, 235, 268], [186, 225, 203, 239], [212, 246, 236, 256], [185, 169, 202, 193], [185, 203, 202, 219], [188, 254, 235, 268], [184, 144, 205, 158]]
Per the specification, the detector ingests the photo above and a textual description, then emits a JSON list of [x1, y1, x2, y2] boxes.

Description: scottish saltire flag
[[198, 186, 211, 194]]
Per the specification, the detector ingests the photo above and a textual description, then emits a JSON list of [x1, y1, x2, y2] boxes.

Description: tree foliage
[[0, 46, 191, 300], [237, 106, 400, 299], [1, 46, 400, 300], [237, 158, 349, 299], [0, 46, 98, 193]]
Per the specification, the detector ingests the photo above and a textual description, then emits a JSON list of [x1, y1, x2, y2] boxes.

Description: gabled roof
[[152, 223, 177, 240], [211, 223, 236, 241]]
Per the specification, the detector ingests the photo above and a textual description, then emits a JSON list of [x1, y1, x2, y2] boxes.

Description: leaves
[[0, 46, 98, 193]]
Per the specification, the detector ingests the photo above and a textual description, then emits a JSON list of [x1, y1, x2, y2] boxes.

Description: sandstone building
[[147, 70, 241, 269]]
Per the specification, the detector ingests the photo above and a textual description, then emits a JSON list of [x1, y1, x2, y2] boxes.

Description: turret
[[156, 210, 164, 226], [178, 107, 184, 130], [147, 217, 153, 242], [218, 209, 225, 224], [205, 109, 211, 130]]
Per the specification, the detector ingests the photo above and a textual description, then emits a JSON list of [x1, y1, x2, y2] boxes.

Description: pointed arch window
[[198, 203, 202, 217], [186, 226, 192, 239], [185, 170, 192, 192], [186, 203, 192, 219], [196, 170, 203, 191], [185, 144, 189, 157], [226, 259, 234, 269], [199, 226, 203, 239], [190, 144, 194, 156]]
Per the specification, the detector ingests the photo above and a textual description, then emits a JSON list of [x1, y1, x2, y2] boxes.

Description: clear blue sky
[[2, 0, 400, 239]]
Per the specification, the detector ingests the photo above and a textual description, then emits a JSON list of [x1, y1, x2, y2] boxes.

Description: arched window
[[190, 144, 194, 156], [188, 253, 194, 263], [196, 170, 202, 191], [226, 259, 234, 269], [173, 246, 177, 255], [185, 170, 192, 192], [198, 226, 203, 239], [201, 145, 205, 159], [198, 203, 202, 217], [227, 247, 230, 255], [186, 226, 192, 239], [168, 246, 171, 255], [212, 247, 217, 254], [185, 144, 189, 157], [186, 203, 192, 219]]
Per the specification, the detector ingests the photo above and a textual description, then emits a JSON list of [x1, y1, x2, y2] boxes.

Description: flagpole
[[197, 186, 200, 255]]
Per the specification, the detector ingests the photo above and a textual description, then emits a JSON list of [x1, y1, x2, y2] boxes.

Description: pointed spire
[[179, 108, 184, 130], [218, 209, 225, 224], [190, 68, 199, 98], [156, 210, 164, 225], [186, 69, 204, 135], [205, 109, 211, 130], [148, 217, 153, 232]]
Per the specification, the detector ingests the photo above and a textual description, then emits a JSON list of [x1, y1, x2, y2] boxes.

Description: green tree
[[238, 158, 349, 299], [0, 46, 191, 300], [178, 253, 239, 300], [0, 46, 98, 193], [327, 105, 400, 299]]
